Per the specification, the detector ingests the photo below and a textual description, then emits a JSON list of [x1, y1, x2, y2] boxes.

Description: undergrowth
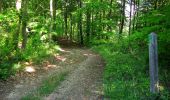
[[0, 9, 60, 79], [92, 40, 169, 99], [0, 42, 59, 79]]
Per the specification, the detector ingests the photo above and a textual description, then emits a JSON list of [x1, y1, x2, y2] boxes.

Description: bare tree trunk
[[12, 0, 21, 50], [132, 0, 136, 32], [119, 0, 126, 36], [50, 0, 57, 32], [0, 0, 2, 12], [21, 0, 28, 49], [86, 7, 91, 43], [69, 0, 73, 41], [135, 0, 140, 30], [129, 0, 132, 35], [70, 13, 73, 41], [78, 0, 83, 45], [107, 0, 113, 32], [154, 0, 158, 9], [91, 12, 94, 38], [64, 0, 68, 39]]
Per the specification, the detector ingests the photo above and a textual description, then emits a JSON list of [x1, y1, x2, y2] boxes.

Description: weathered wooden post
[[149, 32, 159, 93]]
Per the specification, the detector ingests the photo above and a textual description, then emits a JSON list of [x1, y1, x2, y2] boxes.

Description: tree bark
[[86, 7, 91, 43], [50, 0, 57, 32], [129, 0, 132, 35], [0, 0, 2, 12], [132, 0, 136, 32], [21, 0, 28, 49], [64, 0, 68, 39], [119, 0, 126, 36], [70, 13, 73, 41], [78, 0, 83, 45], [107, 0, 113, 32]]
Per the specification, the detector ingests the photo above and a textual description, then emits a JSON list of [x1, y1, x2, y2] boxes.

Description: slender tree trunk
[[135, 0, 140, 30], [107, 0, 113, 32], [86, 8, 91, 43], [21, 0, 28, 49], [119, 0, 126, 36], [64, 0, 68, 39], [129, 0, 132, 35], [132, 0, 136, 32], [0, 1, 2, 12], [72, 23, 75, 40], [78, 0, 83, 45], [91, 12, 94, 37], [70, 14, 73, 41], [154, 0, 158, 9], [69, 0, 73, 41], [50, 0, 57, 32], [13, 0, 21, 50]]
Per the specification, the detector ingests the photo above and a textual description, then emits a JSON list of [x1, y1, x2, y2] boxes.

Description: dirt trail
[[0, 47, 104, 100], [44, 49, 104, 100]]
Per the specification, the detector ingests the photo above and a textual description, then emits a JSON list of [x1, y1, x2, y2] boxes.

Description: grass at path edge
[[21, 71, 68, 100]]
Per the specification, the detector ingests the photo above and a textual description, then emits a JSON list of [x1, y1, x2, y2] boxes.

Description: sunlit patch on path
[[55, 55, 67, 62], [25, 66, 36, 73]]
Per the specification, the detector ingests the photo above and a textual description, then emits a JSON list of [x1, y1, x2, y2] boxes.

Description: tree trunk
[[129, 0, 132, 35], [0, 0, 2, 12], [86, 8, 91, 43], [69, 0, 73, 41], [154, 0, 158, 10], [21, 0, 28, 49], [91, 11, 94, 38], [132, 0, 136, 32], [135, 0, 140, 30], [70, 14, 73, 41], [119, 0, 126, 36], [50, 0, 57, 32], [78, 0, 83, 45], [12, 0, 21, 50], [107, 0, 113, 32], [64, 0, 68, 39]]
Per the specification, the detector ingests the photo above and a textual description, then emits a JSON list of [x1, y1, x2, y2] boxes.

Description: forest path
[[44, 48, 104, 100], [0, 47, 104, 100]]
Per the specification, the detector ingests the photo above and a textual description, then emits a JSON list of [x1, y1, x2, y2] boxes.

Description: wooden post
[[149, 32, 159, 93]]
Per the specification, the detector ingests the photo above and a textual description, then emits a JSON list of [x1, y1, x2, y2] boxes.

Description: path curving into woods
[[44, 48, 104, 100], [0, 47, 104, 100]]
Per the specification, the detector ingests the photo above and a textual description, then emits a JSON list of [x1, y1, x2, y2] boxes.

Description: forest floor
[[0, 47, 105, 100]]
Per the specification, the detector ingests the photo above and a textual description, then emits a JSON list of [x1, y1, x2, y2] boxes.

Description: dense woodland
[[0, 0, 170, 99]]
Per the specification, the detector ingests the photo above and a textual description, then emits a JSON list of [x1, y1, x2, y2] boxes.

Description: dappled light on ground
[[24, 62, 33, 66], [42, 61, 59, 70], [83, 53, 94, 56], [57, 47, 70, 53], [54, 55, 67, 62], [43, 65, 60, 70], [25, 66, 36, 73]]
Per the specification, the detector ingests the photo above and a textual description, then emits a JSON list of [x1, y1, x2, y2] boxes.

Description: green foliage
[[0, 8, 60, 79], [0, 9, 19, 79], [0, 0, 169, 99], [132, 4, 170, 94], [93, 43, 151, 99]]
